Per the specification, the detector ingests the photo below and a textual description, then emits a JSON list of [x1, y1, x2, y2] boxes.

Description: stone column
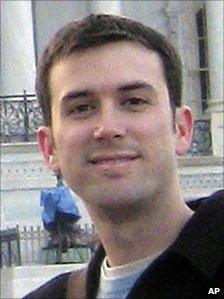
[[89, 0, 121, 14], [206, 1, 224, 157], [1, 0, 36, 95]]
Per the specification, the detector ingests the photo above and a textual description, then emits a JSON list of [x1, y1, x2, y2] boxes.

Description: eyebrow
[[118, 81, 155, 92], [62, 90, 92, 102], [61, 81, 155, 104]]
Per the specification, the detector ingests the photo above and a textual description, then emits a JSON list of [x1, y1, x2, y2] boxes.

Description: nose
[[93, 104, 127, 141]]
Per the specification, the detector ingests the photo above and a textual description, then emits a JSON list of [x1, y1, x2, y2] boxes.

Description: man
[[25, 14, 223, 299]]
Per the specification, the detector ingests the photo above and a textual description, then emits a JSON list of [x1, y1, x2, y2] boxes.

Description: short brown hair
[[36, 14, 182, 126]]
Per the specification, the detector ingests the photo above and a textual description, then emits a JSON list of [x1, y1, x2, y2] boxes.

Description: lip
[[88, 152, 140, 165]]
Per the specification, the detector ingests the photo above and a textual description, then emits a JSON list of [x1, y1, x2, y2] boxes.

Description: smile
[[89, 154, 139, 175], [89, 153, 140, 165]]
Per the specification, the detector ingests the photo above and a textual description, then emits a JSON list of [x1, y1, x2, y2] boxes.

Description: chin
[[72, 174, 160, 205], [83, 183, 151, 208]]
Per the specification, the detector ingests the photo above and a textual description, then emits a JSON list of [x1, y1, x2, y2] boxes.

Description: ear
[[175, 106, 194, 156], [37, 126, 61, 175]]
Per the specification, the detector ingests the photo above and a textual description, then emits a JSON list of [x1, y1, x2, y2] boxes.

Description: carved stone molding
[[1, 158, 223, 195]]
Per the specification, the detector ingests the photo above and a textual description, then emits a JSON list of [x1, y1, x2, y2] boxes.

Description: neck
[[86, 188, 193, 267]]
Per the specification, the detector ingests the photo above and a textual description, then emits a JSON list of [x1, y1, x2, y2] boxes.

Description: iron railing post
[[23, 90, 29, 141]]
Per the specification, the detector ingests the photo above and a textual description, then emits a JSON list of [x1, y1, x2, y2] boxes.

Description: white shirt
[[97, 252, 161, 299]]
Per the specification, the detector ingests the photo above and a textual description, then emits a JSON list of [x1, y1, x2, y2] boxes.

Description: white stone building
[[1, 0, 223, 228]]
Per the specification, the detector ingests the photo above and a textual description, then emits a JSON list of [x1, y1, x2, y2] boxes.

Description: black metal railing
[[1, 224, 97, 267], [0, 92, 212, 155], [0, 91, 43, 143], [0, 227, 21, 267]]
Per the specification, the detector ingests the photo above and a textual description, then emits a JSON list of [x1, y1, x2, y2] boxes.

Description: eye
[[122, 97, 149, 111], [71, 103, 97, 118]]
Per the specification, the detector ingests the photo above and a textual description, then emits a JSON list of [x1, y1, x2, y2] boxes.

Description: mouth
[[88, 153, 140, 165]]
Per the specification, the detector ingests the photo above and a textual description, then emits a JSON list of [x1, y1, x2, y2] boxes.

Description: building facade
[[1, 0, 223, 229]]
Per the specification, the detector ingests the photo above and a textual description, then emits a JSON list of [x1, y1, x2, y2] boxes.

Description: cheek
[[56, 128, 87, 193], [133, 111, 171, 139], [133, 112, 175, 155], [56, 124, 90, 165]]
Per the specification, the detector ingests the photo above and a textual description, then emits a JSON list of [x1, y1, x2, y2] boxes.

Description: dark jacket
[[24, 191, 224, 299]]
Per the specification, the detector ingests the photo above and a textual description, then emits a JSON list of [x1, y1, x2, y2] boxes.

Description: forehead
[[49, 41, 167, 96]]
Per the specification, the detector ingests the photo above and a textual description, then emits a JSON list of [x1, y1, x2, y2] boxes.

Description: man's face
[[42, 41, 191, 209]]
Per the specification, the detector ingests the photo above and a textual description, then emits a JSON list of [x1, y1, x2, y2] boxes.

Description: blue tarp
[[40, 186, 81, 230]]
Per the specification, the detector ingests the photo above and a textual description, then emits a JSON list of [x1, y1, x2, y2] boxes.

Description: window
[[196, 5, 210, 112]]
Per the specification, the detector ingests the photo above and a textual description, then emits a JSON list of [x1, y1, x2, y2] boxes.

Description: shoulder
[[171, 190, 224, 281], [23, 272, 71, 299], [181, 190, 224, 244], [187, 189, 224, 210], [23, 268, 88, 299]]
